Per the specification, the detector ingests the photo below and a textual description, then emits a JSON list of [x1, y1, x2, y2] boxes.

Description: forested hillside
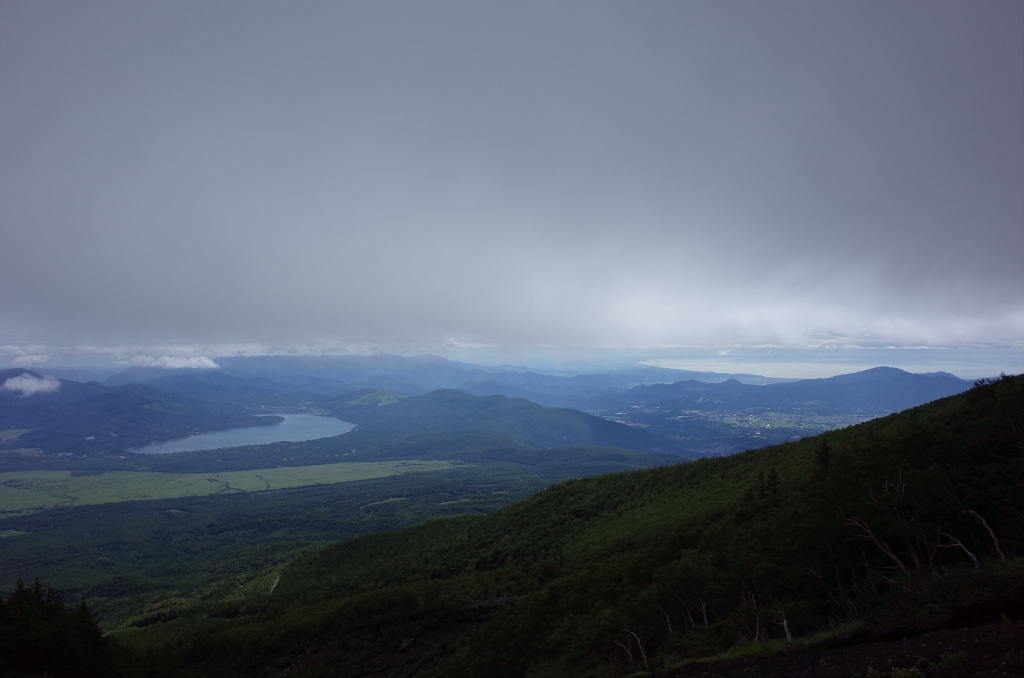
[[107, 375, 1022, 677], [0, 369, 279, 456], [330, 388, 682, 454]]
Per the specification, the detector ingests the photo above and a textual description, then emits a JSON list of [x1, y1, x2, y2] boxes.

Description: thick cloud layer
[[1, 1, 1021, 350]]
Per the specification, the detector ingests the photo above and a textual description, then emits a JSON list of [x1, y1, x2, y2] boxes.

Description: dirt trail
[[661, 622, 1023, 678]]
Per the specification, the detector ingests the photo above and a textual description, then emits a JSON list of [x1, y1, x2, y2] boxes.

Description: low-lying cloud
[[2, 374, 61, 396], [129, 356, 219, 370], [11, 355, 50, 367]]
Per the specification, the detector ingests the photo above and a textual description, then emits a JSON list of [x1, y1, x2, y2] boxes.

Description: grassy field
[[0, 460, 460, 515]]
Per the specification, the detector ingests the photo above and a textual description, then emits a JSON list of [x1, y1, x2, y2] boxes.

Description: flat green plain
[[0, 460, 460, 516]]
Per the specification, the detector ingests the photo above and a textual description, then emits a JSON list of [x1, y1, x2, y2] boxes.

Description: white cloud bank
[[2, 374, 61, 396], [11, 355, 50, 367], [129, 356, 219, 369]]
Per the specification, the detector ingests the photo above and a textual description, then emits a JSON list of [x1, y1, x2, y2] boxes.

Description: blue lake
[[133, 414, 357, 454]]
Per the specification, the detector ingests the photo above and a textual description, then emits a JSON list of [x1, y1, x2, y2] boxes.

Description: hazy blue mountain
[[464, 368, 797, 395], [266, 373, 427, 397], [35, 367, 119, 383], [456, 380, 578, 408], [98, 368, 339, 404], [101, 366, 218, 386], [145, 371, 318, 407], [216, 354, 494, 392], [213, 354, 793, 402], [596, 366, 973, 415], [100, 354, 807, 406], [98, 358, 977, 425], [0, 368, 109, 407], [243, 376, 347, 399]]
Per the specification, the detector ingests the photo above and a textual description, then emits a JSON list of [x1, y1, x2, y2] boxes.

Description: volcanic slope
[[115, 375, 1023, 678]]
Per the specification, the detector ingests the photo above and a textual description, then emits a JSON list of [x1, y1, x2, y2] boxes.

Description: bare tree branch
[[938, 532, 979, 570], [656, 605, 673, 635], [674, 594, 696, 628], [961, 509, 1006, 560], [612, 640, 632, 664], [623, 629, 648, 669], [775, 612, 793, 642], [839, 508, 910, 574]]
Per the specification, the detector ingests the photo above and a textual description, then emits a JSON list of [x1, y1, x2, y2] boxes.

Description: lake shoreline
[[131, 414, 357, 455]]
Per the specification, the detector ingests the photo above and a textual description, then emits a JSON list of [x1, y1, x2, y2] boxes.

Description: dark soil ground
[[661, 622, 1023, 678]]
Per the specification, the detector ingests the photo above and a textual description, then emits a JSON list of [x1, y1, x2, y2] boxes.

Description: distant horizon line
[[4, 356, 1013, 384]]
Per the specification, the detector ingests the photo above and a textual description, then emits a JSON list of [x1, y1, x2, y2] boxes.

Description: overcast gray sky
[[1, 1, 1021, 370]]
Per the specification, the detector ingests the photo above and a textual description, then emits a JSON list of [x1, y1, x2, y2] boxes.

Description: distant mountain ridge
[[593, 366, 973, 415], [91, 353, 814, 406]]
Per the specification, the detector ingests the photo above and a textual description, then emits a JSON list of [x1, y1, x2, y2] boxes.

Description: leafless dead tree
[[774, 611, 792, 642], [674, 595, 696, 628], [740, 591, 761, 642], [622, 628, 648, 669], [612, 640, 633, 665], [656, 605, 673, 635], [688, 585, 710, 626], [938, 532, 979, 570], [958, 506, 1006, 560], [839, 507, 910, 574]]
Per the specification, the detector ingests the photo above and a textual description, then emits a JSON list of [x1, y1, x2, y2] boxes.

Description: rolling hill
[[331, 388, 683, 454]]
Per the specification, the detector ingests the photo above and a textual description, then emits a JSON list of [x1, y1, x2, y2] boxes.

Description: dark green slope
[[117, 376, 1023, 677], [331, 388, 682, 454]]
